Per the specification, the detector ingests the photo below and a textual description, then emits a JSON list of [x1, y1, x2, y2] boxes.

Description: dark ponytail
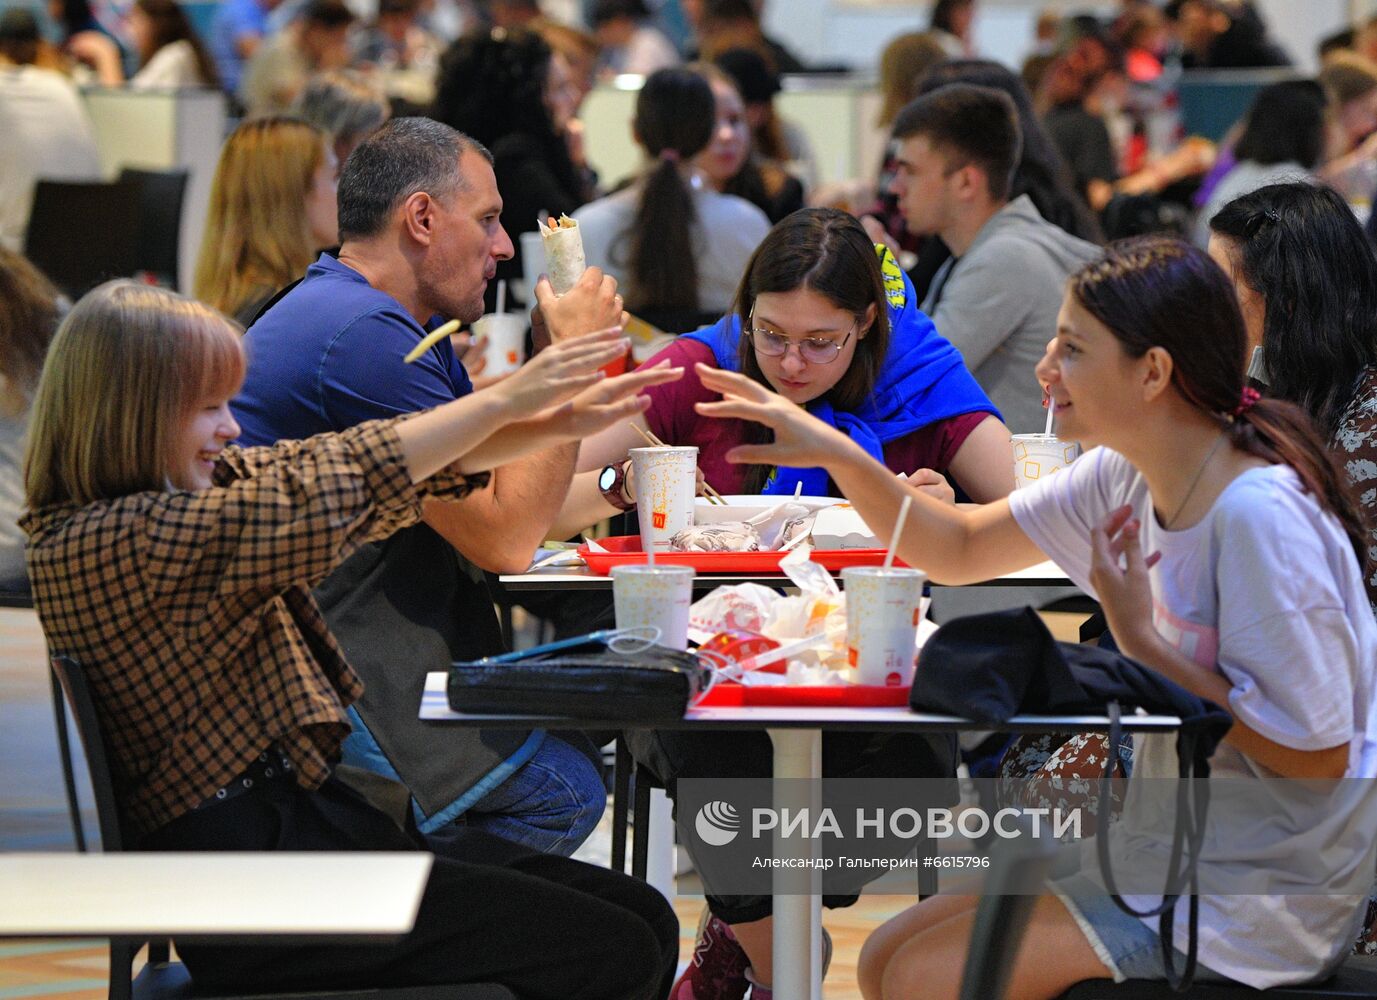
[[1071, 236, 1370, 571], [621, 68, 715, 313]]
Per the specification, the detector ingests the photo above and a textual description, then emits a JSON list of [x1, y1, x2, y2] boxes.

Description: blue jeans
[[341, 710, 605, 857], [459, 733, 607, 856]]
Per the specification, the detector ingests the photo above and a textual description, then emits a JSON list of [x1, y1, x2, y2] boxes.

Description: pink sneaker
[[743, 927, 832, 1000], [671, 911, 750, 1000]]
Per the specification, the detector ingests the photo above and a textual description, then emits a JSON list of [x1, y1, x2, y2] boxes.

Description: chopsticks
[[403, 319, 463, 364], [629, 423, 728, 505]]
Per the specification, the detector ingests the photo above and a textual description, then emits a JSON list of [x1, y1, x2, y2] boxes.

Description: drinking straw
[[495, 279, 507, 315], [792, 481, 803, 501], [882, 495, 913, 570], [629, 423, 727, 505], [1044, 393, 1056, 437]]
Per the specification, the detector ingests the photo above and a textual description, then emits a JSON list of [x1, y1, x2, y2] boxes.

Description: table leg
[[768, 727, 823, 1000], [646, 788, 676, 901]]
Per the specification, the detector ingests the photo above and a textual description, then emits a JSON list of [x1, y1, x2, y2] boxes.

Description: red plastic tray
[[696, 680, 911, 707], [577, 535, 909, 575]]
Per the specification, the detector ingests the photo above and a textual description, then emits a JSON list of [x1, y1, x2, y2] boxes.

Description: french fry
[[403, 319, 463, 364]]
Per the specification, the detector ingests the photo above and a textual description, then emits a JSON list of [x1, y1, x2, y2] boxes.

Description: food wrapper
[[676, 501, 813, 552], [688, 548, 849, 676], [537, 213, 585, 294], [688, 583, 779, 643], [671, 521, 761, 552], [809, 504, 880, 549]]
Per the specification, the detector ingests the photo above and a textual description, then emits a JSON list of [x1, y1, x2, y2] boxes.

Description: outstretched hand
[[692, 364, 851, 467], [489, 327, 628, 417], [537, 361, 683, 442]]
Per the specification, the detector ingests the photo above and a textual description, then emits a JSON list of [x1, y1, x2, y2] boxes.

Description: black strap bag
[[911, 607, 1232, 992], [448, 630, 712, 723]]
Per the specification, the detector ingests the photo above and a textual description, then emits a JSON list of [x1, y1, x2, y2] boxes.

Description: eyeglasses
[[746, 313, 856, 366]]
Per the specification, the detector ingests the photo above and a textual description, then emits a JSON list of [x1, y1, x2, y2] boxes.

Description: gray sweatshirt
[[921, 195, 1100, 434]]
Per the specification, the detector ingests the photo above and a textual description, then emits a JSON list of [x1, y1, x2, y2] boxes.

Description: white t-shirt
[[1009, 446, 1377, 988], [131, 40, 208, 89], [0, 66, 103, 251], [573, 180, 770, 314]]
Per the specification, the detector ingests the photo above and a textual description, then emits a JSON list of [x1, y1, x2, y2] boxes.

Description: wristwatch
[[599, 461, 635, 511]]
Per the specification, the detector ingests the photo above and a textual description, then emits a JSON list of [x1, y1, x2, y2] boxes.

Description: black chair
[[1058, 966, 1377, 999], [23, 179, 142, 298], [0, 588, 86, 851], [954, 806, 1377, 1000], [118, 168, 189, 291], [48, 656, 516, 1000]]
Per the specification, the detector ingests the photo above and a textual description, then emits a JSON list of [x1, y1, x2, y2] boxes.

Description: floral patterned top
[[1332, 365, 1377, 616]]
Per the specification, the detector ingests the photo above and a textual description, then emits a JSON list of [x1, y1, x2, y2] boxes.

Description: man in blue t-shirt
[[210, 0, 279, 95], [234, 117, 628, 855]]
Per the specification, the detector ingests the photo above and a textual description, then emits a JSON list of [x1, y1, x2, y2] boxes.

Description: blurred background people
[[210, 0, 282, 98], [48, 0, 125, 84], [691, 61, 799, 225], [591, 0, 679, 78], [714, 46, 816, 191], [694, 0, 804, 72], [0, 8, 102, 251], [239, 0, 355, 116], [126, 0, 221, 88], [930, 0, 975, 58], [575, 66, 767, 322], [354, 0, 441, 73], [1193, 79, 1326, 245], [194, 116, 338, 325], [431, 26, 595, 309], [291, 69, 391, 168], [0, 247, 60, 593], [1164, 0, 1290, 69], [1316, 52, 1377, 202]]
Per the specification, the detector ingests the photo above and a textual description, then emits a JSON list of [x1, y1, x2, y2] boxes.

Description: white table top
[[0, 852, 432, 940], [497, 559, 1072, 591], [420, 672, 1179, 733]]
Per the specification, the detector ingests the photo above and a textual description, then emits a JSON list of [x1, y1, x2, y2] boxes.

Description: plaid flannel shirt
[[22, 417, 488, 839]]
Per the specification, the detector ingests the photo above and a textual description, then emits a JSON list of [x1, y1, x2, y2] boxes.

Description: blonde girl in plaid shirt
[[22, 281, 685, 1000]]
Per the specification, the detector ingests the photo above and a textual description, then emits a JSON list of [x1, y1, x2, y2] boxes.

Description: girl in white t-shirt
[[692, 235, 1377, 998]]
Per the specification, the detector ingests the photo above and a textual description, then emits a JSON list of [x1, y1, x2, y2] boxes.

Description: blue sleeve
[[316, 309, 471, 428], [223, 0, 266, 38]]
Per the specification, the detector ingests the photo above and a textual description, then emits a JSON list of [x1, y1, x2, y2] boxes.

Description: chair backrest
[[48, 655, 129, 852], [118, 168, 190, 290], [23, 179, 142, 298]]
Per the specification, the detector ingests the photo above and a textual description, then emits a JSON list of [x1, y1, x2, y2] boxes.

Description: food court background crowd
[[5, 0, 1377, 997]]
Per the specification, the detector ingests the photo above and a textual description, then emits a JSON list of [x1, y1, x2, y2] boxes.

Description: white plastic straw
[[1044, 395, 1055, 437], [792, 481, 803, 500], [495, 279, 507, 315], [883, 495, 913, 570]]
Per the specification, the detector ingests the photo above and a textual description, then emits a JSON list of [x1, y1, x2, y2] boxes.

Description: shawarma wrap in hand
[[537, 213, 586, 294]]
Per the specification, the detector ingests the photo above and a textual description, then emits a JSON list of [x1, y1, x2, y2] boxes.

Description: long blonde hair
[[25, 281, 244, 508], [193, 117, 328, 319]]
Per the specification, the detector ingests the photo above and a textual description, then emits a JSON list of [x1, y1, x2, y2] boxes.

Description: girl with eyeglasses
[[575, 207, 1015, 508], [569, 207, 1014, 1000]]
